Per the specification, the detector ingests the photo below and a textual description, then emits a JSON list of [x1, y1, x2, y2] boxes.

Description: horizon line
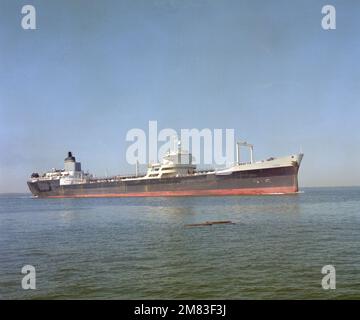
[[1, 185, 360, 195]]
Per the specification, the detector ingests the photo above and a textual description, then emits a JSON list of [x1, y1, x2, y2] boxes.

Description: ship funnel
[[64, 151, 81, 171], [65, 151, 75, 162]]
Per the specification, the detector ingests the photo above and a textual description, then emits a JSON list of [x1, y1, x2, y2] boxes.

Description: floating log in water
[[185, 220, 235, 227]]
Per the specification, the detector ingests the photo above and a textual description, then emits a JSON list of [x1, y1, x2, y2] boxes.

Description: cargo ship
[[27, 141, 303, 198]]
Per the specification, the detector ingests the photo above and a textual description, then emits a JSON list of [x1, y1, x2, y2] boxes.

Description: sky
[[0, 0, 360, 192]]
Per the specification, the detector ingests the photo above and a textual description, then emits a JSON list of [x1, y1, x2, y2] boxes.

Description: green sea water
[[0, 187, 359, 299]]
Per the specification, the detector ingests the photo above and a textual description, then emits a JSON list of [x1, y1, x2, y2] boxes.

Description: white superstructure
[[144, 141, 196, 179], [29, 152, 91, 185]]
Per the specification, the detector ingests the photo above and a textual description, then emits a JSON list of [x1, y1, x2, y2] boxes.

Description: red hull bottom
[[46, 186, 298, 198]]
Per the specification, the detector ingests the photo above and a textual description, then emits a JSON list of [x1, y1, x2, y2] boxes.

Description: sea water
[[0, 187, 359, 299]]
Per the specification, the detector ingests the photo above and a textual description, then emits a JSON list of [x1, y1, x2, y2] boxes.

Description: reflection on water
[[0, 187, 359, 299]]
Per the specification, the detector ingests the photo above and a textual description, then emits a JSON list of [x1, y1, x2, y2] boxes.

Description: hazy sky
[[1, 0, 360, 192]]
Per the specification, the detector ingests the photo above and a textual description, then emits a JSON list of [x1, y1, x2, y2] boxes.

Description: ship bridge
[[145, 142, 196, 179]]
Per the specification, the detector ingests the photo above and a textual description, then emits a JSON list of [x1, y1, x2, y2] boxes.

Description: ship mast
[[135, 160, 139, 177], [236, 141, 254, 165]]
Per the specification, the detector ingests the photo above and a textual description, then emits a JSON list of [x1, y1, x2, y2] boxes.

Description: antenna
[[173, 135, 177, 151]]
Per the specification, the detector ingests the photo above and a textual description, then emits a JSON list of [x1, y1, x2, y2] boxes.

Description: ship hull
[[27, 164, 300, 198]]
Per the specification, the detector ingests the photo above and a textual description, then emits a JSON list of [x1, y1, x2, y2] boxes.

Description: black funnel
[[65, 151, 75, 162]]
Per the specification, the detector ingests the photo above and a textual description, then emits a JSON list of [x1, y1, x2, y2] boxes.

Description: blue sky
[[1, 0, 359, 192]]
